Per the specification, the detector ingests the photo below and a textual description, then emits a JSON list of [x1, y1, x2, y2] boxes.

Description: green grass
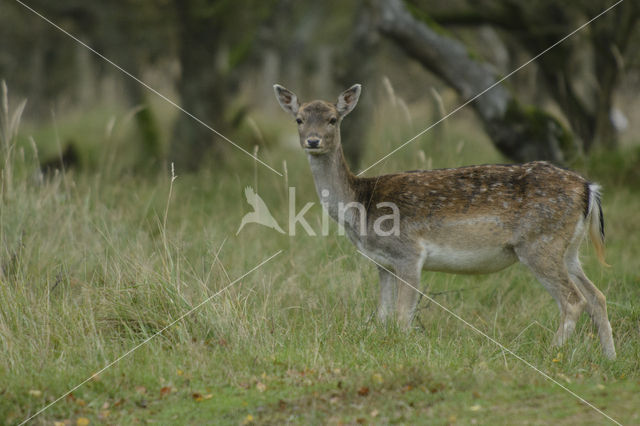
[[1, 92, 640, 425]]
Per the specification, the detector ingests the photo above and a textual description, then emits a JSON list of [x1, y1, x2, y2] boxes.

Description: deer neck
[[307, 139, 358, 222]]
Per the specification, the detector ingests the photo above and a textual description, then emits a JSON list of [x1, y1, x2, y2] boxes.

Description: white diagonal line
[[357, 250, 621, 425], [358, 0, 624, 176], [20, 249, 283, 425], [13, 0, 283, 177]]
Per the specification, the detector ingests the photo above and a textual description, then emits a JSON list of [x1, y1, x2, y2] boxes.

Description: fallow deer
[[274, 84, 616, 360]]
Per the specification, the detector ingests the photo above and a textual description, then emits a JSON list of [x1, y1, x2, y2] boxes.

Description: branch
[[371, 0, 573, 163]]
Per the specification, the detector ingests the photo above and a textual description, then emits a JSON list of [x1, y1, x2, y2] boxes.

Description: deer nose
[[306, 138, 320, 149]]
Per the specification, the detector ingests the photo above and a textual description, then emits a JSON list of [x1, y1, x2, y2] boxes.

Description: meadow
[[1, 83, 639, 425]]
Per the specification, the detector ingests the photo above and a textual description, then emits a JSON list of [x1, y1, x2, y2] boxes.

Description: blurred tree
[[0, 0, 174, 165], [169, 0, 276, 171], [406, 0, 640, 153], [371, 0, 573, 163], [332, 0, 379, 168]]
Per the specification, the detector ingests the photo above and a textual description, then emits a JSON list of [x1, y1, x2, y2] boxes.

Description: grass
[[1, 84, 639, 425]]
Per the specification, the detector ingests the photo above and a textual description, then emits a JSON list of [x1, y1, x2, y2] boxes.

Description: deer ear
[[273, 84, 300, 116], [336, 84, 361, 117]]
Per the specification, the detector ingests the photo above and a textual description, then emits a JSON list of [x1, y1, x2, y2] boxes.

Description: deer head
[[273, 84, 361, 155]]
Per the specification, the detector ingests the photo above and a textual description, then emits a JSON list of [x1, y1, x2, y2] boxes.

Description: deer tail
[[586, 183, 609, 267]]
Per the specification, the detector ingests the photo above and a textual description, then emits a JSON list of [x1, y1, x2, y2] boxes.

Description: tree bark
[[170, 0, 227, 171], [371, 0, 573, 164], [332, 0, 379, 169], [421, 0, 639, 152]]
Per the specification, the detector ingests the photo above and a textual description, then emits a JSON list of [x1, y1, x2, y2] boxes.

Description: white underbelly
[[420, 241, 517, 274]]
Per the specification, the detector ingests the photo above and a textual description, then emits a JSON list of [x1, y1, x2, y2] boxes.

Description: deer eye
[[296, 118, 303, 125], [329, 117, 337, 125]]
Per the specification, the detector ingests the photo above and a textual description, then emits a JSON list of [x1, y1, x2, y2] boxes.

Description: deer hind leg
[[377, 266, 397, 323], [394, 263, 422, 328], [517, 246, 586, 348], [566, 252, 616, 359]]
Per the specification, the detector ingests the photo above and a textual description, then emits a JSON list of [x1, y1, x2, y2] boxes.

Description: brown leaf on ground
[[429, 383, 445, 393], [160, 386, 172, 396], [357, 386, 370, 397], [278, 399, 287, 410]]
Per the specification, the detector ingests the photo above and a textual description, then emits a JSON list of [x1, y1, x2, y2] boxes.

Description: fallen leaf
[[177, 369, 184, 376], [597, 384, 605, 390], [372, 373, 384, 384], [160, 386, 172, 396], [66, 393, 76, 402], [356, 418, 366, 424], [135, 386, 147, 394], [192, 392, 203, 402], [256, 382, 267, 393], [203, 394, 213, 400], [75, 399, 86, 407], [469, 404, 482, 411], [28, 390, 42, 397], [101, 401, 110, 410], [329, 396, 340, 405], [113, 398, 125, 408], [76, 418, 90, 426], [357, 386, 370, 397], [278, 399, 287, 410], [430, 383, 445, 393], [53, 422, 66, 426], [370, 409, 379, 417], [242, 414, 254, 425]]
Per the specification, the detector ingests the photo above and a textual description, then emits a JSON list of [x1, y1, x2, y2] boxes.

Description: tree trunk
[[332, 0, 379, 169], [424, 0, 639, 153], [170, 0, 227, 171], [371, 0, 574, 164]]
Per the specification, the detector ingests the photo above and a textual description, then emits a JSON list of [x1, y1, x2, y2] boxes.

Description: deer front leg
[[395, 264, 422, 328], [377, 266, 397, 322]]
